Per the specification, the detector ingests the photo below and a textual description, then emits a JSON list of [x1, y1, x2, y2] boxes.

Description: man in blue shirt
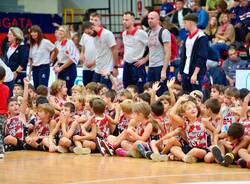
[[160, 0, 175, 18], [223, 47, 249, 86], [191, 1, 209, 30]]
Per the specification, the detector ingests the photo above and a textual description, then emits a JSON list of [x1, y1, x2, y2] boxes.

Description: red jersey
[[5, 116, 25, 140], [184, 118, 208, 149], [92, 115, 110, 140], [34, 120, 50, 137], [240, 118, 250, 135], [116, 113, 129, 134], [0, 83, 10, 115]]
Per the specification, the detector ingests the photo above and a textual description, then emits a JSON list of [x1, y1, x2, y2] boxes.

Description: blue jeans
[[93, 72, 112, 89], [82, 70, 94, 86], [123, 62, 146, 93], [210, 43, 229, 59], [32, 64, 50, 89], [58, 63, 77, 95]]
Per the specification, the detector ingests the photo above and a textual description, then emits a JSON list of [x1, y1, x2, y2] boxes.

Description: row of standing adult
[[1, 25, 80, 95], [1, 11, 208, 96]]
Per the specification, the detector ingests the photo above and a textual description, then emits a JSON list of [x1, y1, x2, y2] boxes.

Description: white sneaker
[[57, 146, 68, 153], [0, 153, 4, 159], [73, 147, 91, 155], [183, 155, 197, 163]]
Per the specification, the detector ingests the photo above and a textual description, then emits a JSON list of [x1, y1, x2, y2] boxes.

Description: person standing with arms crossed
[[122, 11, 148, 93]]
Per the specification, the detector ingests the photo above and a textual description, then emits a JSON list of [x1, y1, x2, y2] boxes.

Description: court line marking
[[68, 172, 250, 184]]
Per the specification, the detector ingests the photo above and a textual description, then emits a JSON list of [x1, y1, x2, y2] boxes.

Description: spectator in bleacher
[[215, 0, 228, 19], [160, 0, 175, 18], [211, 12, 235, 59], [233, 0, 250, 42], [205, 16, 219, 41], [3, 27, 28, 86], [141, 6, 154, 31], [206, 0, 220, 12], [172, 0, 192, 40], [222, 46, 249, 86], [191, 0, 209, 30]]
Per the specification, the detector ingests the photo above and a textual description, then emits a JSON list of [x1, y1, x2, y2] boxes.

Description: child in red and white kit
[[0, 66, 10, 158], [24, 103, 56, 151], [47, 102, 79, 153], [169, 95, 218, 163], [4, 78, 29, 152]]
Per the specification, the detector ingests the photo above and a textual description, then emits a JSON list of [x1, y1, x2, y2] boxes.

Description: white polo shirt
[[79, 33, 96, 71], [94, 27, 116, 74], [29, 39, 55, 66], [183, 29, 205, 74], [56, 39, 79, 64], [148, 26, 171, 67], [122, 28, 148, 63]]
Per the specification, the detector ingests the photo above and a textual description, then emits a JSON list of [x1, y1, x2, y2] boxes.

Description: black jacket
[[172, 8, 192, 28], [3, 43, 28, 72], [180, 33, 209, 77]]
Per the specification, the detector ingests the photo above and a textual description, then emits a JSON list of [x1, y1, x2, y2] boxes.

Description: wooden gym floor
[[0, 151, 249, 184]]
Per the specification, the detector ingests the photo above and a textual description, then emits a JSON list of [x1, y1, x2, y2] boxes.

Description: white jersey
[[56, 39, 79, 64], [122, 28, 148, 63], [29, 39, 55, 66], [94, 28, 116, 74], [79, 33, 96, 71]]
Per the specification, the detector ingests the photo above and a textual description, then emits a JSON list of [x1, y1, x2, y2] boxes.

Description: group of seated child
[[2, 73, 250, 169]]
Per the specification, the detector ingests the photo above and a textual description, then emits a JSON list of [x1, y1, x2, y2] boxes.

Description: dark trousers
[[93, 72, 112, 89], [123, 62, 146, 93], [58, 63, 77, 95], [15, 72, 26, 86], [181, 73, 203, 93], [148, 65, 171, 96], [32, 64, 50, 89], [82, 70, 94, 86]]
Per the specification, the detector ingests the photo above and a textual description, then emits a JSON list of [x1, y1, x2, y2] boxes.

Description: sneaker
[[237, 158, 247, 168], [221, 153, 234, 167], [145, 151, 153, 159], [151, 153, 161, 162], [212, 146, 224, 164], [49, 144, 57, 152], [96, 137, 106, 156], [101, 140, 114, 156], [160, 154, 169, 162], [57, 146, 68, 153], [183, 155, 197, 163], [69, 146, 75, 153], [73, 147, 91, 155], [137, 143, 146, 157], [130, 150, 141, 158], [115, 148, 129, 157], [0, 146, 4, 159]]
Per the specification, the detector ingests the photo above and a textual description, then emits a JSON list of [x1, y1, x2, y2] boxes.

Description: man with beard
[[222, 47, 248, 86], [82, 19, 118, 89], [122, 11, 148, 93]]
